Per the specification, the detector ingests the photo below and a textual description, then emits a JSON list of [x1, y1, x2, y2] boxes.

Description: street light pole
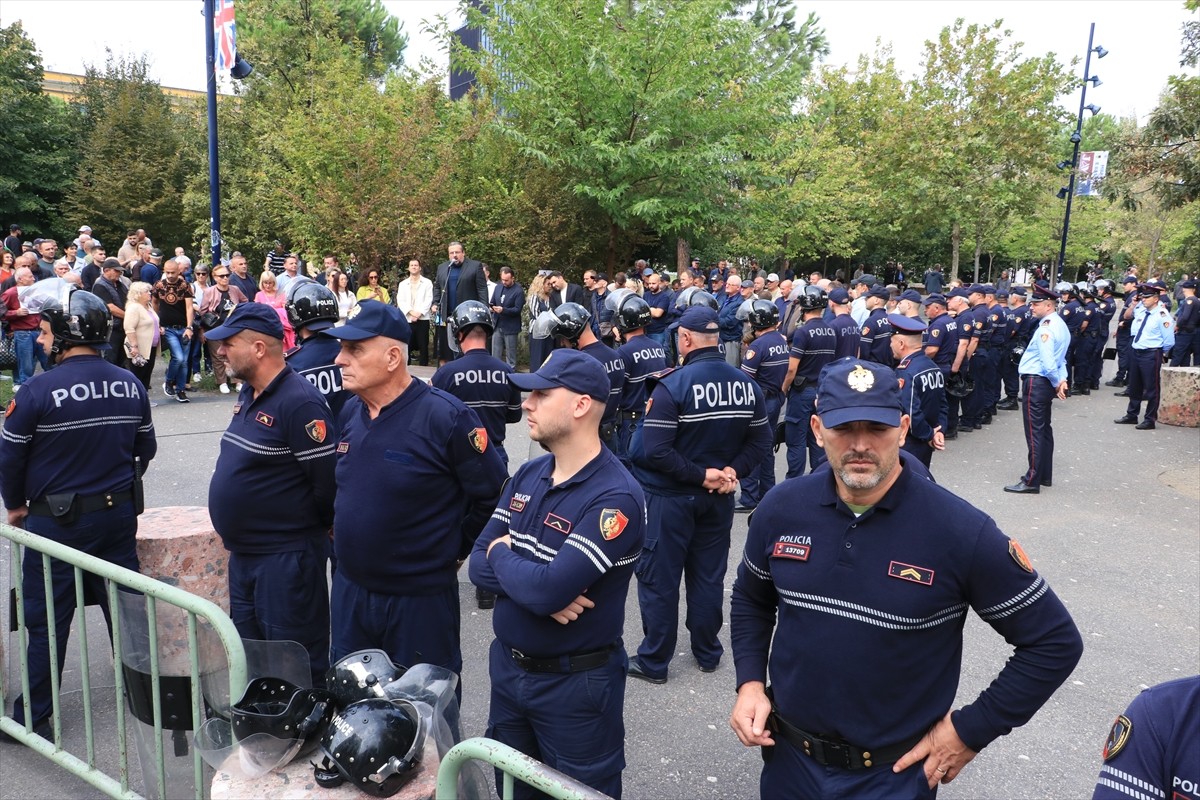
[[204, 0, 223, 265], [1056, 23, 1099, 282]]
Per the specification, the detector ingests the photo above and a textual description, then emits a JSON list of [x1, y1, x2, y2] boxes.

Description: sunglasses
[[213, 273, 230, 278]]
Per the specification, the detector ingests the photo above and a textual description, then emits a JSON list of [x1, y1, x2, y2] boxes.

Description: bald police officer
[[628, 305, 771, 683]]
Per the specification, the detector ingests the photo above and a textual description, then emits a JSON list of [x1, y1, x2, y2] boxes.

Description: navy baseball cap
[[508, 349, 609, 402], [1010, 287, 1027, 297], [887, 313, 927, 334], [866, 285, 890, 300], [325, 299, 411, 343], [204, 302, 284, 341], [677, 306, 720, 333], [982, 284, 996, 295], [828, 287, 851, 304], [923, 293, 947, 306], [947, 288, 970, 299], [1121, 276, 1138, 285], [642, 268, 655, 277], [816, 359, 903, 428], [1180, 278, 1197, 289], [899, 289, 922, 303], [853, 274, 877, 287], [967, 284, 987, 295], [996, 290, 1009, 299]]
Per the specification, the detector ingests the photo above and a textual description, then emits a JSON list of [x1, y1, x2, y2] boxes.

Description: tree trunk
[[605, 221, 620, 276], [972, 231, 982, 284], [987, 252, 994, 283], [676, 237, 689, 274], [950, 221, 961, 282]]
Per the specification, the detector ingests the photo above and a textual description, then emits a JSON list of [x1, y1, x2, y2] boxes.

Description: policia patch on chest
[[1102, 714, 1132, 760]]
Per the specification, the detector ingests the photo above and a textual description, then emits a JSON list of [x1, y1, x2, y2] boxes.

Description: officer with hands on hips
[[205, 302, 337, 687], [0, 286, 156, 740], [735, 298, 789, 511], [609, 290, 667, 466], [284, 277, 350, 419], [1091, 675, 1199, 800], [889, 313, 946, 471], [627, 305, 771, 684], [469, 349, 645, 800], [729, 358, 1084, 799], [325, 301, 507, 687]]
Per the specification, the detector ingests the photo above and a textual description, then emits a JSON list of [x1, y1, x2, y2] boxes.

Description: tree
[[457, 0, 827, 273], [0, 22, 77, 238]]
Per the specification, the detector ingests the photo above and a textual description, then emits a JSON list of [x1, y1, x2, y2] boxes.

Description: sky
[[3, 0, 1196, 124]]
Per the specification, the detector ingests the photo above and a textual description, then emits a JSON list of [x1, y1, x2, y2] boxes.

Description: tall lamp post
[[203, 0, 251, 265], [1055, 23, 1107, 281]]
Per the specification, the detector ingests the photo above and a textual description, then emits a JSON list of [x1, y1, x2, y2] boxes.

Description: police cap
[[205, 302, 284, 341], [324, 300, 412, 343], [677, 306, 720, 333], [816, 359, 903, 428], [508, 349, 609, 401], [828, 287, 851, 305]]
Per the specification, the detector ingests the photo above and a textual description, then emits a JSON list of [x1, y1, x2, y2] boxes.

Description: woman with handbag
[[198, 264, 247, 394], [123, 282, 160, 400], [526, 273, 553, 370]]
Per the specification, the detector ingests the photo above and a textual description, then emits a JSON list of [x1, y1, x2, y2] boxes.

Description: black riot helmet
[[739, 299, 780, 331], [40, 286, 112, 357], [232, 678, 336, 751], [313, 698, 424, 798], [326, 649, 408, 709], [449, 300, 494, 339], [613, 294, 652, 333], [797, 285, 829, 310], [285, 278, 339, 331], [686, 289, 719, 310], [551, 302, 592, 343]]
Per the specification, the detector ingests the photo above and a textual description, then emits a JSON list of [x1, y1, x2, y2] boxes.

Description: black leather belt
[[618, 410, 641, 421], [28, 490, 133, 517], [768, 708, 923, 770], [510, 644, 615, 674]]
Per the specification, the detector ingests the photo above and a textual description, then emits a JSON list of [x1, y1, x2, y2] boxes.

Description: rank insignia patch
[[1102, 714, 1132, 761], [509, 497, 526, 512], [1041, 333, 1050, 342], [599, 508, 628, 540], [5, 399, 14, 417], [543, 513, 571, 535], [232, 403, 242, 414], [255, 411, 274, 427], [305, 420, 327, 443], [469, 427, 488, 453], [771, 541, 810, 561], [336, 441, 350, 454], [1009, 539, 1033, 572], [888, 561, 934, 585]]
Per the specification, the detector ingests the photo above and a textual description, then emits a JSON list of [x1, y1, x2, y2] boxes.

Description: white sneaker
[[236, 383, 244, 392], [219, 383, 230, 395], [192, 372, 202, 383]]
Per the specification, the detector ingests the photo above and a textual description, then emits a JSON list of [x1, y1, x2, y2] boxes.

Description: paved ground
[[1, 358, 1198, 799]]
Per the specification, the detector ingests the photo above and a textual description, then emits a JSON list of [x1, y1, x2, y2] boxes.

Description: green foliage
[[0, 22, 77, 237]]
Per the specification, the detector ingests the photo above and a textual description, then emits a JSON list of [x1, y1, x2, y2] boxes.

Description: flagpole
[[204, 0, 223, 264]]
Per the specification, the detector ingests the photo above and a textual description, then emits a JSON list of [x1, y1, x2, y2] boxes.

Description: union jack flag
[[213, 0, 237, 72]]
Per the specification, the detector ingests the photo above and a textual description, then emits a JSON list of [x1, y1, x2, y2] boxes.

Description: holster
[[44, 492, 81, 526]]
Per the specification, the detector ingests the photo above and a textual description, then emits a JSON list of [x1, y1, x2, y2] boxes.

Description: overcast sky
[[4, 0, 1195, 124]]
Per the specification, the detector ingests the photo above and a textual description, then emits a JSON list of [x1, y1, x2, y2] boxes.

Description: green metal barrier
[[1, 523, 246, 800], [435, 737, 612, 800]]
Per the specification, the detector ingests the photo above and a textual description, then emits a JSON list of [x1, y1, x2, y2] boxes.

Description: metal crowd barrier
[[436, 737, 613, 800], [1, 523, 246, 800]]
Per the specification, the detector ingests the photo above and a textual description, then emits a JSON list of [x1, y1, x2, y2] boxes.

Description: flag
[[214, 0, 237, 73]]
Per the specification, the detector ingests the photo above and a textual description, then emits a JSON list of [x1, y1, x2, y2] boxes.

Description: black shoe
[[981, 416, 993, 425], [1078, 387, 1091, 395], [1113, 391, 1130, 397], [959, 424, 978, 432], [175, 390, 190, 403], [698, 663, 719, 674], [1040, 479, 1052, 488], [1105, 378, 1122, 387], [997, 400, 1018, 411], [162, 382, 176, 397], [476, 588, 496, 610], [943, 431, 958, 440], [1004, 482, 1040, 494], [627, 660, 667, 685], [1135, 420, 1156, 430], [1114, 416, 1138, 425], [1091, 382, 1100, 390]]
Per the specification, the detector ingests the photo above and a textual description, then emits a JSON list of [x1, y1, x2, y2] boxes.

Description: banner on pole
[[1075, 150, 1108, 197], [214, 0, 237, 73]]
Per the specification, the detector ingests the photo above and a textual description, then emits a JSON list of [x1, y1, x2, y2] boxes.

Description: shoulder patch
[[305, 419, 327, 443], [599, 508, 629, 540], [1062, 309, 1070, 315], [1008, 539, 1033, 573], [469, 427, 488, 453], [931, 329, 940, 338], [745, 349, 756, 360], [5, 398, 14, 417], [1102, 714, 1132, 761]]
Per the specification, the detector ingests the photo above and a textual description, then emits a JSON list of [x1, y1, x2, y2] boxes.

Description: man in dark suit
[[489, 267, 525, 368], [549, 271, 588, 307], [432, 241, 488, 364]]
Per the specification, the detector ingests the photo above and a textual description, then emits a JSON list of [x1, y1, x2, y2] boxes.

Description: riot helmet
[[40, 285, 112, 358], [613, 293, 652, 333], [313, 698, 424, 798], [530, 302, 591, 344], [736, 299, 780, 330], [797, 285, 829, 310], [326, 650, 408, 709], [285, 278, 339, 330], [447, 300, 494, 353]]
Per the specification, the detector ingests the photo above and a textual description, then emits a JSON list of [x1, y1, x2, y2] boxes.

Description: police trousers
[[784, 386, 823, 479], [1114, 327, 1131, 380], [634, 491, 734, 679], [1019, 375, 1055, 487], [1126, 348, 1164, 423], [760, 735, 937, 800], [486, 639, 626, 799], [1171, 329, 1196, 367], [740, 392, 783, 505], [15, 501, 139, 727]]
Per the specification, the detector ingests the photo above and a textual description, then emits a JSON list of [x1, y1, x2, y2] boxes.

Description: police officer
[[960, 284, 993, 429], [206, 303, 337, 687], [326, 301, 507, 688], [1114, 283, 1175, 431], [432, 300, 523, 468], [729, 358, 1083, 797], [1107, 277, 1140, 389], [983, 285, 1008, 413], [890, 314, 946, 470], [858, 285, 893, 365], [611, 291, 667, 466], [284, 277, 350, 419], [1093, 280, 1118, 381], [1073, 284, 1100, 395], [827, 287, 861, 359], [539, 302, 626, 451], [665, 288, 718, 366], [1005, 284, 1069, 494], [943, 289, 975, 435], [736, 299, 789, 511], [998, 288, 1032, 410], [1091, 676, 1199, 800], [1170, 278, 1198, 367], [1058, 281, 1084, 389], [469, 350, 645, 799], [781, 286, 838, 479], [0, 287, 156, 740], [628, 306, 770, 683]]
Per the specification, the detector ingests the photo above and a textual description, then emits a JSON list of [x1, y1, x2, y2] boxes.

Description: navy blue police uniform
[[858, 304, 893, 366], [629, 306, 771, 681], [0, 339, 156, 732], [325, 302, 508, 689], [1094, 290, 1117, 382], [1110, 279, 1139, 385], [983, 292, 1008, 409], [890, 314, 946, 471], [923, 298, 959, 374], [1002, 291, 1033, 405], [830, 316, 861, 359], [731, 359, 1083, 799], [1075, 295, 1101, 393], [286, 333, 350, 420], [614, 334, 667, 466], [962, 291, 992, 427], [1091, 675, 1200, 800], [738, 327, 789, 508], [1118, 288, 1175, 428], [206, 305, 337, 687], [784, 317, 838, 479], [580, 339, 626, 450], [1007, 285, 1070, 493], [1170, 281, 1198, 367], [1060, 292, 1084, 388], [432, 347, 523, 467], [469, 352, 645, 799]]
